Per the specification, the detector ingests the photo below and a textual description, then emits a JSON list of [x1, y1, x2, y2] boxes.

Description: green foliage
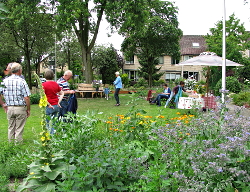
[[0, 143, 30, 178], [231, 92, 250, 106], [205, 14, 250, 88], [0, 175, 9, 192], [30, 93, 40, 104], [1, 0, 57, 88], [135, 78, 148, 87], [92, 45, 120, 84], [121, 1, 182, 87], [152, 79, 166, 87], [121, 73, 130, 88], [214, 76, 242, 96]]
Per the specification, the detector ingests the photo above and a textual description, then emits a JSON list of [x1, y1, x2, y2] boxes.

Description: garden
[[0, 81, 250, 191]]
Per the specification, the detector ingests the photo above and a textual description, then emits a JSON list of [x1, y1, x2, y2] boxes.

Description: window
[[158, 56, 164, 64], [165, 73, 181, 81], [192, 43, 200, 48], [183, 55, 193, 61], [171, 57, 179, 65], [125, 56, 134, 64], [124, 70, 138, 81]]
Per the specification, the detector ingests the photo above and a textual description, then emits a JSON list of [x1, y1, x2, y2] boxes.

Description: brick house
[[123, 35, 207, 82]]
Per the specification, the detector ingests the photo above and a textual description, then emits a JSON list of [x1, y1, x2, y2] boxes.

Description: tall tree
[[91, 44, 122, 84], [121, 1, 182, 87], [1, 0, 56, 88], [48, 0, 155, 83], [205, 14, 250, 87]]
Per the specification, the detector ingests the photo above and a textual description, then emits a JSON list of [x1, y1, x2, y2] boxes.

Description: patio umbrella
[[177, 52, 243, 108], [178, 53, 243, 67]]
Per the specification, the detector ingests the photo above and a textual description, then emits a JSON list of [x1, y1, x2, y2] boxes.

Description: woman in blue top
[[151, 84, 171, 106], [113, 71, 123, 106]]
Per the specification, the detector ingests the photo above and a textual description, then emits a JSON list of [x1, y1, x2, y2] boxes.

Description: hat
[[115, 71, 120, 75]]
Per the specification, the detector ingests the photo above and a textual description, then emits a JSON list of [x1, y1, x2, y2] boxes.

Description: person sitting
[[150, 83, 171, 106], [164, 81, 191, 108]]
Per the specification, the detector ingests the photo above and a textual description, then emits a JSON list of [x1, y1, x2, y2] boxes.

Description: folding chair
[[147, 90, 156, 103]]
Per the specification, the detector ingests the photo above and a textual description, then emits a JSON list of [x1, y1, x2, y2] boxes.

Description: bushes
[[231, 92, 250, 106], [214, 76, 242, 96], [29, 93, 40, 104]]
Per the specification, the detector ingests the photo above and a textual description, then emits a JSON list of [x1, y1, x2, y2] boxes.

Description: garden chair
[[146, 90, 156, 103]]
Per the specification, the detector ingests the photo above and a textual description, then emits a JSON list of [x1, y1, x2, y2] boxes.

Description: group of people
[[0, 62, 75, 143], [150, 81, 190, 108]]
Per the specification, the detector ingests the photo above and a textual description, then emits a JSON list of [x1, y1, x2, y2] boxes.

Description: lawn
[[0, 94, 183, 145]]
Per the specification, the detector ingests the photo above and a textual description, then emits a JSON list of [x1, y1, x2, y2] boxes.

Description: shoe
[[115, 104, 120, 106], [164, 105, 167, 108], [150, 102, 155, 105]]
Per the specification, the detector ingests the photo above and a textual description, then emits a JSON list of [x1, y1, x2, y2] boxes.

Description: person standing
[[113, 71, 122, 106], [150, 83, 171, 106], [2, 63, 31, 143], [57, 70, 75, 117], [42, 69, 64, 133]]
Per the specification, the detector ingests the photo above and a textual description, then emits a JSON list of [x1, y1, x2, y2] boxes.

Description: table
[[202, 96, 217, 109], [178, 97, 204, 109]]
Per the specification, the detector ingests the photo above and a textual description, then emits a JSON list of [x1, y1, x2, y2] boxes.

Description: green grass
[[0, 94, 189, 146]]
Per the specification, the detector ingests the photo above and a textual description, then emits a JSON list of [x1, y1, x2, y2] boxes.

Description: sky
[[96, 0, 250, 51]]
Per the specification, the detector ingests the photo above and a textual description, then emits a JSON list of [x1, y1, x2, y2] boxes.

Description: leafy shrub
[[134, 78, 148, 87], [29, 93, 40, 104], [0, 175, 9, 192], [152, 79, 165, 87], [121, 73, 130, 88], [214, 76, 242, 96], [0, 143, 30, 178], [231, 91, 250, 106]]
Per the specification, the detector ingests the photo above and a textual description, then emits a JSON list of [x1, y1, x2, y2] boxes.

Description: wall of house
[[123, 55, 206, 82]]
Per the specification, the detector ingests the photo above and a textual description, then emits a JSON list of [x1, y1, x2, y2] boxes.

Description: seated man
[[164, 81, 191, 108], [150, 84, 171, 106]]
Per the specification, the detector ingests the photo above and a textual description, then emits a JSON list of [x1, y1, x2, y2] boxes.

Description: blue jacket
[[113, 76, 122, 88]]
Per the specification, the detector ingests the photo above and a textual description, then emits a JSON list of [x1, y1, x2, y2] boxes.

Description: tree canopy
[[47, 0, 162, 83], [0, 0, 57, 88], [91, 45, 122, 84], [205, 14, 250, 86], [121, 1, 182, 87]]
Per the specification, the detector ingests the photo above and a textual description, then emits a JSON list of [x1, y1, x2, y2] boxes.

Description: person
[[2, 63, 31, 143], [4, 62, 25, 79], [150, 83, 171, 106], [0, 96, 8, 112], [103, 84, 110, 100], [113, 71, 122, 106], [57, 70, 75, 117], [164, 81, 191, 108], [42, 69, 64, 133]]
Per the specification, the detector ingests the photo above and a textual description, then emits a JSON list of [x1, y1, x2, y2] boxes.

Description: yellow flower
[[41, 136, 45, 141], [120, 120, 125, 124], [45, 132, 49, 137], [114, 129, 119, 131], [139, 121, 143, 125], [176, 112, 181, 115], [157, 115, 165, 118], [106, 121, 113, 124], [39, 95, 47, 108], [131, 127, 135, 129], [108, 117, 113, 119], [30, 172, 35, 175], [45, 163, 49, 165], [126, 117, 131, 120], [186, 133, 191, 136]]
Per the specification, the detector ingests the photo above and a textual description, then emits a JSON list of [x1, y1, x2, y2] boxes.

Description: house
[[123, 35, 207, 82]]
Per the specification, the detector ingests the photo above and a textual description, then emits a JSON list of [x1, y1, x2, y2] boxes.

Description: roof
[[180, 35, 207, 55]]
